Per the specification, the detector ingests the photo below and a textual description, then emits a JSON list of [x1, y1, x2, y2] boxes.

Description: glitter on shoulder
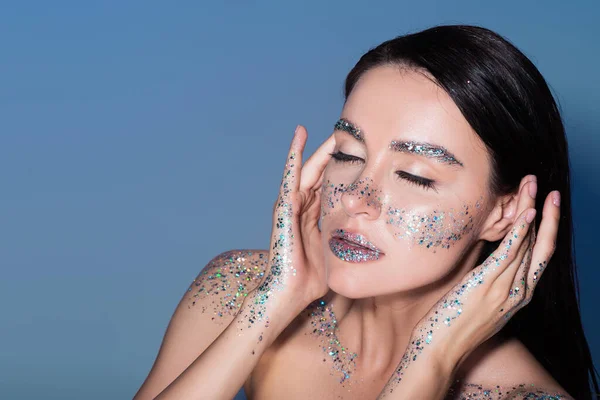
[[186, 249, 269, 320], [446, 381, 571, 399]]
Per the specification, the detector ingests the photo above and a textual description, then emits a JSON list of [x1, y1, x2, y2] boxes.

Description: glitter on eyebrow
[[390, 140, 464, 167], [334, 118, 364, 142]]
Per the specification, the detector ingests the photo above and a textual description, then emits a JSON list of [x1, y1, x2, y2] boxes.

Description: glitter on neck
[[307, 299, 358, 385]]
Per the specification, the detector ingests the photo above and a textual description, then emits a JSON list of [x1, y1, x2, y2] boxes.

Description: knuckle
[[488, 285, 509, 305]]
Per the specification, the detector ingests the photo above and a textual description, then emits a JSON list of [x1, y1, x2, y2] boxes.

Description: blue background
[[1, 2, 598, 399]]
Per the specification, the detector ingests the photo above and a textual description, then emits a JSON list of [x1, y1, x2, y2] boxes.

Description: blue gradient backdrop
[[1, 2, 598, 399]]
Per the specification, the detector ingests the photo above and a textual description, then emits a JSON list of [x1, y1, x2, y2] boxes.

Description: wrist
[[235, 289, 307, 337], [410, 329, 461, 379], [429, 346, 459, 380]]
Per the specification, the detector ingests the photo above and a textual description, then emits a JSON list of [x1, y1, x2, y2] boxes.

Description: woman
[[133, 25, 598, 399]]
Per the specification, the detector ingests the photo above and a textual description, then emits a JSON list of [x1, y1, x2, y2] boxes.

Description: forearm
[[155, 293, 304, 400]]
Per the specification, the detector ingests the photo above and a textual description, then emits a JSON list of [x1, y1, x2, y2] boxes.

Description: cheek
[[385, 197, 484, 252], [320, 178, 346, 218], [319, 167, 485, 252]]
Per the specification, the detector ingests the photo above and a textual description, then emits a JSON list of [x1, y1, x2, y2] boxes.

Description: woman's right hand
[[250, 125, 335, 318], [151, 126, 335, 400]]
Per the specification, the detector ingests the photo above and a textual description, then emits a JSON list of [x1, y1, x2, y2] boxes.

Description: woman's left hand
[[378, 177, 562, 399]]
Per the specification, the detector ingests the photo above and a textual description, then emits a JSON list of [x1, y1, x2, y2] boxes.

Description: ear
[[478, 175, 536, 242]]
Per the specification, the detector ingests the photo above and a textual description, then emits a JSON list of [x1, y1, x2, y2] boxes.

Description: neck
[[334, 240, 486, 378]]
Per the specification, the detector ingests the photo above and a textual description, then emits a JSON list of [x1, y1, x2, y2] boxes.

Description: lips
[[328, 229, 383, 263]]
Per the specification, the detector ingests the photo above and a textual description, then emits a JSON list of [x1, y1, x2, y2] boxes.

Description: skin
[[133, 66, 570, 400]]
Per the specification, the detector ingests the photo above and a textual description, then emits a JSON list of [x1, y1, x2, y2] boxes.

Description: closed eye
[[330, 151, 364, 164], [396, 171, 437, 192]]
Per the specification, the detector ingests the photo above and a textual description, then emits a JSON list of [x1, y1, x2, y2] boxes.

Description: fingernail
[[552, 191, 561, 207], [528, 181, 537, 199], [294, 125, 300, 135], [526, 209, 536, 223]]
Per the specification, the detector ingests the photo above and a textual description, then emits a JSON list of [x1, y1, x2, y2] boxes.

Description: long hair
[[343, 25, 598, 399]]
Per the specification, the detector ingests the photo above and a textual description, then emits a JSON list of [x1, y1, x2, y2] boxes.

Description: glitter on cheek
[[385, 197, 483, 252], [386, 221, 527, 390], [321, 173, 485, 255], [344, 177, 383, 209], [321, 179, 347, 217], [321, 177, 384, 219]]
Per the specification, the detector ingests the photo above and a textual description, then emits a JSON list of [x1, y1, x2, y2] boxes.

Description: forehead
[[342, 65, 489, 170]]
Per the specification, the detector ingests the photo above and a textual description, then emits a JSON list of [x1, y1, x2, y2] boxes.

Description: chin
[[327, 266, 365, 299], [325, 257, 400, 299], [325, 252, 450, 299]]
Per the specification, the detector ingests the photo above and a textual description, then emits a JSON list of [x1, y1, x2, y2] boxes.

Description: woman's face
[[320, 65, 494, 298]]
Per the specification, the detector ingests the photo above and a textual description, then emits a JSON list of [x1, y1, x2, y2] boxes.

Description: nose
[[340, 177, 382, 220]]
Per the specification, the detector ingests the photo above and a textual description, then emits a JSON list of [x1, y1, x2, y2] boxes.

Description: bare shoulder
[[133, 249, 269, 400], [186, 249, 269, 318], [447, 337, 573, 399]]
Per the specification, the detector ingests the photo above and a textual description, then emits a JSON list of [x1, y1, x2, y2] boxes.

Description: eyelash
[[330, 151, 437, 191], [395, 171, 436, 191], [330, 150, 363, 164]]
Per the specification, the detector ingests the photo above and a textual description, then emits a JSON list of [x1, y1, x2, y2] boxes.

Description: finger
[[301, 185, 323, 232], [283, 125, 307, 195], [495, 188, 537, 286], [272, 125, 306, 237], [504, 175, 536, 219], [477, 207, 536, 283], [301, 189, 324, 257], [299, 131, 336, 192], [495, 228, 533, 303], [268, 126, 307, 277], [513, 176, 537, 220], [518, 174, 537, 197], [478, 175, 536, 284], [525, 190, 561, 297]]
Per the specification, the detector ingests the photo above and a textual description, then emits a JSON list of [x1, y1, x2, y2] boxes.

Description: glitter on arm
[[445, 381, 572, 399], [186, 250, 269, 321]]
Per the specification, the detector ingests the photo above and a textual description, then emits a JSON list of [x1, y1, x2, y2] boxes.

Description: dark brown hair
[[344, 25, 598, 399]]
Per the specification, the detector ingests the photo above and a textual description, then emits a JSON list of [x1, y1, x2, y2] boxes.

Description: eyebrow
[[334, 117, 464, 167], [390, 140, 464, 167], [334, 118, 364, 142]]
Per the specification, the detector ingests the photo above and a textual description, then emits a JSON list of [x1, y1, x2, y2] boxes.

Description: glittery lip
[[332, 229, 382, 253], [328, 229, 383, 262]]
